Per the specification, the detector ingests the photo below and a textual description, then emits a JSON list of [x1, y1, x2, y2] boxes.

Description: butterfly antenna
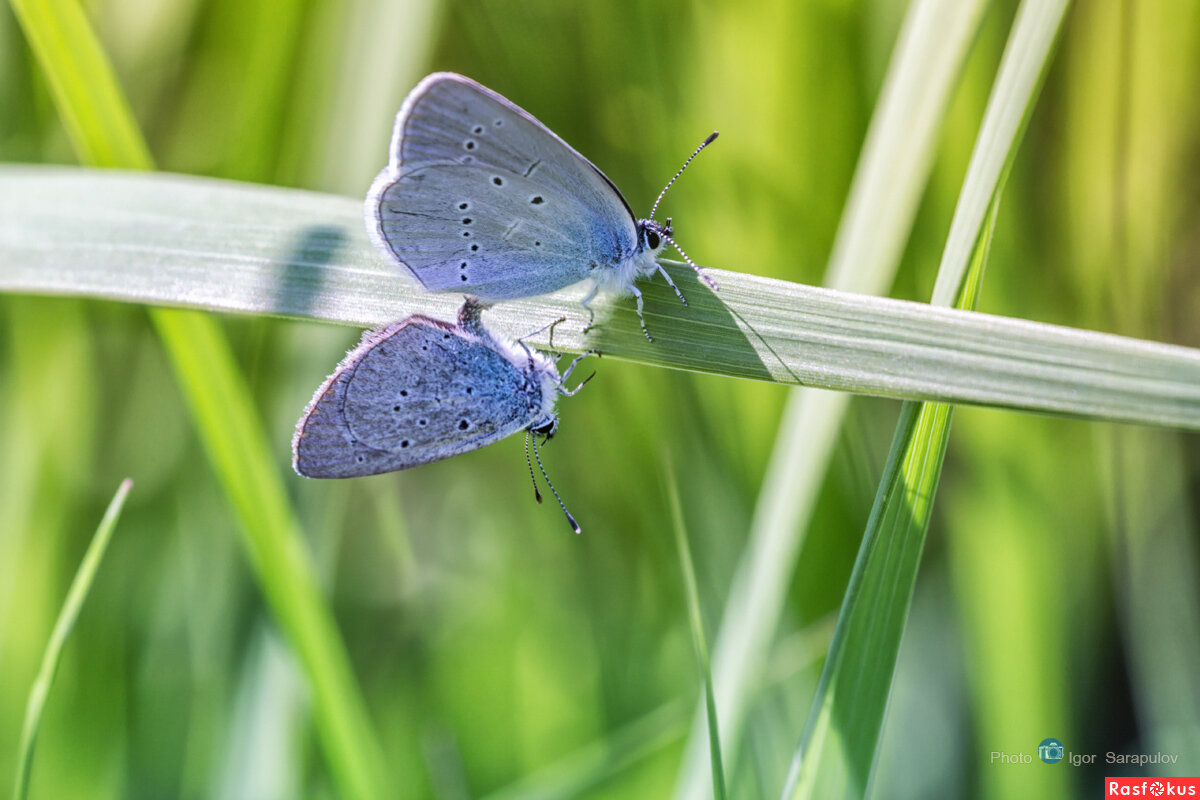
[[660, 231, 718, 291], [531, 434, 581, 534], [524, 431, 544, 505], [649, 131, 719, 222]]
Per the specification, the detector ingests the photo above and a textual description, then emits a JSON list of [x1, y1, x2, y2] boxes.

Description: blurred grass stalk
[[787, 198, 995, 797], [788, 0, 1069, 796], [1092, 0, 1200, 772], [664, 453, 728, 800], [13, 478, 131, 800], [790, 1, 1070, 795], [6, 0, 391, 797], [471, 623, 836, 800], [672, 0, 991, 796]]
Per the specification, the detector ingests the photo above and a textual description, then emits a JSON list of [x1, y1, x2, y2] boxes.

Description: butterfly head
[[638, 218, 673, 256], [530, 414, 558, 442]]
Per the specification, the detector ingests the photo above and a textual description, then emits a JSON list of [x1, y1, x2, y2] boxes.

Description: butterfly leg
[[518, 315, 567, 353], [656, 264, 689, 307], [579, 283, 599, 334], [558, 350, 599, 395], [630, 285, 653, 342], [547, 316, 565, 352]]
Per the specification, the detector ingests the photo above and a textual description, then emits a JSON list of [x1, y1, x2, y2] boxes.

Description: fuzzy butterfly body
[[366, 72, 716, 339]]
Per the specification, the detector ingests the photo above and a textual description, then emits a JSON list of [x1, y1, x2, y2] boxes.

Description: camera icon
[[1038, 738, 1065, 764]]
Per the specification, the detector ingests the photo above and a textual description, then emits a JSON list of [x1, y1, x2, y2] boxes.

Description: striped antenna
[[530, 434, 580, 534], [661, 231, 718, 291], [524, 431, 543, 505], [649, 131, 719, 222]]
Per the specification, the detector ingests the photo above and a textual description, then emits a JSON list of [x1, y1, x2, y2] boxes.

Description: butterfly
[[293, 297, 590, 532], [365, 72, 717, 341]]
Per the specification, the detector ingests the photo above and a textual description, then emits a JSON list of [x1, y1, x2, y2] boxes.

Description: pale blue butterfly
[[293, 297, 591, 532], [365, 72, 717, 341]]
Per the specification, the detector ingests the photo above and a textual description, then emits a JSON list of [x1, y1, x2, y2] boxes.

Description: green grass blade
[[674, 0, 997, 774], [2, 165, 1199, 428], [669, 0, 987, 789], [8, 0, 152, 169], [1109, 428, 1200, 766], [786, 198, 997, 799], [930, 0, 1070, 307], [786, 1, 1070, 795], [151, 311, 390, 799], [1100, 0, 1200, 769], [824, 0, 992, 295], [13, 478, 132, 800], [7, 2, 390, 797], [663, 453, 727, 800]]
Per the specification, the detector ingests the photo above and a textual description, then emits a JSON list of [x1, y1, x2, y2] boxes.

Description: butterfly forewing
[[369, 73, 641, 300], [294, 317, 542, 478]]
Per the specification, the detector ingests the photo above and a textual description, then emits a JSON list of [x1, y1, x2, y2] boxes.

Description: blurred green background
[[2, 0, 1198, 798]]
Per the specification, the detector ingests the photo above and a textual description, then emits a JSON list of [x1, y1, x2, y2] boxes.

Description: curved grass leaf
[[0, 165, 1197, 429], [13, 478, 132, 800], [6, 1, 390, 797]]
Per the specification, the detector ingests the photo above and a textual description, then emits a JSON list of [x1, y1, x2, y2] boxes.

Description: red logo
[[1106, 777, 1200, 797]]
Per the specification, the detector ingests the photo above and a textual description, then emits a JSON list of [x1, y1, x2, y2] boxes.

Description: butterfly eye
[[646, 230, 660, 250]]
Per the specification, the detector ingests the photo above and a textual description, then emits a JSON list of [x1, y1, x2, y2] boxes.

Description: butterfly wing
[[293, 317, 543, 478], [367, 73, 641, 300]]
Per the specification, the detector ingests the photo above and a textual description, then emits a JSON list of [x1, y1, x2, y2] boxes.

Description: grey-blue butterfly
[[293, 297, 590, 532], [365, 72, 717, 341]]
